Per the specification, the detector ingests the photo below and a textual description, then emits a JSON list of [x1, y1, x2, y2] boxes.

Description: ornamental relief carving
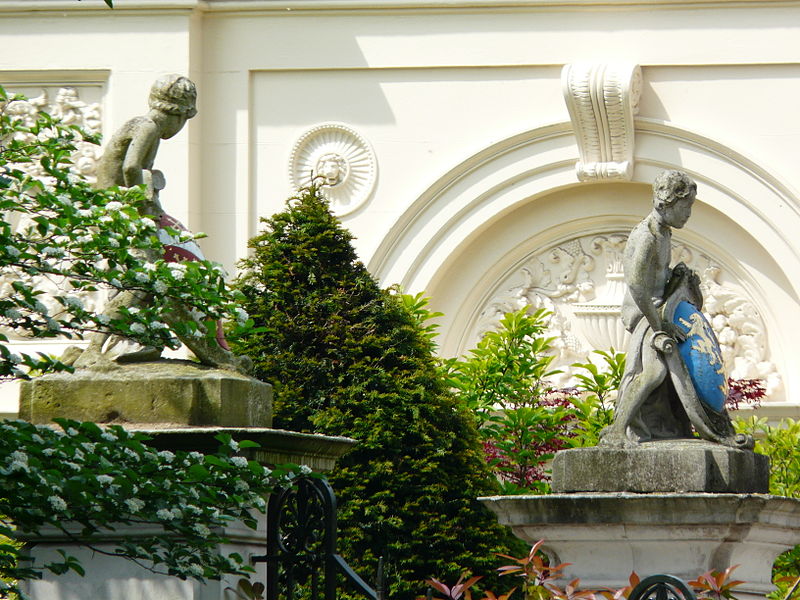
[[1, 85, 106, 342], [473, 233, 782, 400], [1, 85, 103, 183], [562, 63, 642, 182], [288, 122, 377, 217]]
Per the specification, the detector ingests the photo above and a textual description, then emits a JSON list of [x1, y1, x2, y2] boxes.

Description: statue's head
[[653, 170, 696, 228], [148, 74, 197, 119]]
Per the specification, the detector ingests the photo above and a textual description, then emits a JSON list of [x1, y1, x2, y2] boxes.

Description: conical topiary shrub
[[231, 186, 525, 600]]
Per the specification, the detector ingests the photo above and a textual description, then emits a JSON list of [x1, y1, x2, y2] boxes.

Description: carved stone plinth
[[18, 360, 272, 427], [481, 493, 800, 600], [552, 441, 769, 493]]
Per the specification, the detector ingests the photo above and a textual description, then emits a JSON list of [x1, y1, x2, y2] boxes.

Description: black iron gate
[[253, 476, 386, 600]]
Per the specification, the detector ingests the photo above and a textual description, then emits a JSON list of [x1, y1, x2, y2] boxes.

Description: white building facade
[[2, 0, 799, 415]]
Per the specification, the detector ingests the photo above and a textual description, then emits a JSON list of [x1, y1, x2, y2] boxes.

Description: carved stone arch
[[369, 121, 800, 404]]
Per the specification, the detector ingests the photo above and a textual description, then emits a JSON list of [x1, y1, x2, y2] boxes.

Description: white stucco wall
[[2, 0, 800, 413]]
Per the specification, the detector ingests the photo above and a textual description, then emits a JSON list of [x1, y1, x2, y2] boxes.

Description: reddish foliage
[[725, 378, 765, 411]]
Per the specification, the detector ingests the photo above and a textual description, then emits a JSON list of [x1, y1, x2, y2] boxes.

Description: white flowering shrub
[[0, 418, 306, 596], [0, 86, 251, 378]]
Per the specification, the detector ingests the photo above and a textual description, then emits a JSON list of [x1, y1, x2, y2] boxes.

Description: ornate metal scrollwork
[[254, 477, 384, 600], [629, 574, 698, 600]]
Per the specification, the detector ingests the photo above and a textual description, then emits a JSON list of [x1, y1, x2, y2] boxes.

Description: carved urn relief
[[472, 233, 781, 399]]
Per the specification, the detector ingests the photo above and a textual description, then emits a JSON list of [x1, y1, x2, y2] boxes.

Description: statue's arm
[[624, 230, 663, 334], [121, 121, 159, 187]]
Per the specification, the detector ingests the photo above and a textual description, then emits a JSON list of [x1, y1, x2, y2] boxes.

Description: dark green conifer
[[232, 186, 524, 600]]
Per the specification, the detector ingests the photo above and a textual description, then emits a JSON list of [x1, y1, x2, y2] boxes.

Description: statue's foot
[[598, 427, 639, 449], [114, 346, 163, 364], [59, 345, 84, 367]]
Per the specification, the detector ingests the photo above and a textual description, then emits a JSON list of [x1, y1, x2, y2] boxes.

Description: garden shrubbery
[[231, 186, 525, 600]]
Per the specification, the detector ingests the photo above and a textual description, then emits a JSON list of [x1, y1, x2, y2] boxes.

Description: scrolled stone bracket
[[561, 62, 642, 182]]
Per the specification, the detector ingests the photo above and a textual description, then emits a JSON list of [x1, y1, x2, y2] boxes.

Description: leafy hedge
[[231, 187, 524, 599]]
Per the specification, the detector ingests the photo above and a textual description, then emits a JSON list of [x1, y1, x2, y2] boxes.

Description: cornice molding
[[4, 0, 799, 15]]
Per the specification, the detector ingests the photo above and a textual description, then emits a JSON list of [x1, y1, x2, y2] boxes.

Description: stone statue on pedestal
[[599, 170, 751, 449], [64, 74, 250, 374]]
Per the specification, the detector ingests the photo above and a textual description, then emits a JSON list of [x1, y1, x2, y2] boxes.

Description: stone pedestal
[[18, 360, 356, 600], [552, 441, 770, 493], [19, 360, 272, 427], [481, 493, 800, 600]]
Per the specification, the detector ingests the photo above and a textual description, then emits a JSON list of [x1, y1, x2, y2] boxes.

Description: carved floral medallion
[[288, 123, 377, 216]]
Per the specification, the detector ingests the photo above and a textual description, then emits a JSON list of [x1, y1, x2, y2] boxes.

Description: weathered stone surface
[[133, 425, 356, 472], [18, 360, 272, 427], [480, 493, 800, 600], [551, 440, 769, 493]]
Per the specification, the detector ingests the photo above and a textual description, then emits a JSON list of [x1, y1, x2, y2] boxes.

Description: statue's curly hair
[[653, 170, 696, 208], [148, 74, 197, 118]]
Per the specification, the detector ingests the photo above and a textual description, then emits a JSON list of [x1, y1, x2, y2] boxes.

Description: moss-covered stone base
[[19, 360, 272, 427]]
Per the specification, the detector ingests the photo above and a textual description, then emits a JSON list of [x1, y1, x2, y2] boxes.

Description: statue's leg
[[600, 334, 668, 447], [161, 303, 251, 374], [67, 289, 159, 368]]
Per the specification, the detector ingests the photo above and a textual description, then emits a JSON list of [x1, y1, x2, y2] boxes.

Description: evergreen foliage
[[232, 186, 525, 600]]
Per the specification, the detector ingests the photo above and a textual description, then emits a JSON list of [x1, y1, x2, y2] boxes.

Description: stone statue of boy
[[600, 170, 749, 449], [68, 75, 250, 373]]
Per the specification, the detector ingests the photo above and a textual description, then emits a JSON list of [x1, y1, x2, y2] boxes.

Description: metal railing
[[253, 476, 386, 600]]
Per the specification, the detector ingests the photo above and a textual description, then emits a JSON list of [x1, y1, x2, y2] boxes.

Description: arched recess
[[369, 119, 800, 405]]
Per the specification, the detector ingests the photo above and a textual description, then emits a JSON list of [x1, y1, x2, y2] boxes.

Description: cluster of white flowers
[[101, 430, 118, 442], [48, 495, 67, 511], [129, 323, 146, 335], [234, 480, 250, 493], [169, 263, 187, 281], [105, 201, 123, 212], [186, 564, 204, 577], [234, 308, 249, 325], [158, 450, 175, 463], [228, 439, 240, 452], [125, 498, 146, 513], [96, 474, 114, 486], [96, 314, 111, 325], [156, 508, 175, 521], [141, 217, 157, 230], [7, 450, 29, 473], [124, 447, 140, 461], [299, 464, 313, 475], [134, 271, 150, 283], [230, 456, 247, 468], [5, 245, 20, 257], [193, 523, 211, 538], [153, 279, 168, 294]]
